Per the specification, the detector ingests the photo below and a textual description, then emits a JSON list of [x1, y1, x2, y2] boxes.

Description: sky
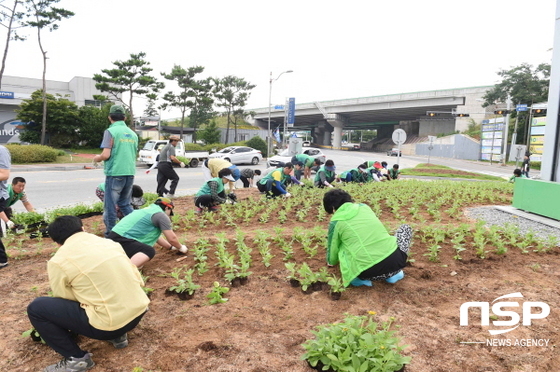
[[2, 0, 557, 120]]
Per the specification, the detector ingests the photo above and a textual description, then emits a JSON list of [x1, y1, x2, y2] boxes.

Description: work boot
[[108, 333, 128, 349], [44, 352, 94, 372]]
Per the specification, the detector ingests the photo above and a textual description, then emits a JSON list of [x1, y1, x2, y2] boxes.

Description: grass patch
[[402, 163, 506, 181]]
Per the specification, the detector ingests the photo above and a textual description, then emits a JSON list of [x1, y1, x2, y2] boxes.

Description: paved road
[[9, 150, 516, 213]]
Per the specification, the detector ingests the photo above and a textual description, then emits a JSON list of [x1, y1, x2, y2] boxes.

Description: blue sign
[[516, 104, 528, 112], [0, 91, 14, 99], [287, 98, 295, 125], [274, 105, 284, 110]]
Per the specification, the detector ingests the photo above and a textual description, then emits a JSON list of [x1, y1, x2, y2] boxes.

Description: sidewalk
[[11, 162, 98, 172]]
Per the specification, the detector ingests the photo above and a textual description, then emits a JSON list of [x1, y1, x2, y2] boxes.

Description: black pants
[[257, 180, 283, 197], [0, 198, 7, 262], [195, 192, 225, 209], [157, 162, 179, 196], [107, 231, 156, 260], [239, 176, 251, 188], [27, 297, 146, 358]]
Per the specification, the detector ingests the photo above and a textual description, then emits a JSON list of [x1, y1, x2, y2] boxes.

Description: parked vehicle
[[267, 147, 326, 168], [387, 148, 402, 156], [302, 141, 311, 147], [207, 146, 262, 165], [137, 140, 209, 167]]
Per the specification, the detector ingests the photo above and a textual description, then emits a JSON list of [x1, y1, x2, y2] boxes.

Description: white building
[[0, 75, 103, 143]]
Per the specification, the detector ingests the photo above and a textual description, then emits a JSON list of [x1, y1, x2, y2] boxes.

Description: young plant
[[297, 263, 316, 291], [301, 312, 411, 372], [207, 281, 229, 305], [327, 274, 346, 293], [168, 267, 200, 295], [254, 231, 274, 268], [193, 238, 211, 275]]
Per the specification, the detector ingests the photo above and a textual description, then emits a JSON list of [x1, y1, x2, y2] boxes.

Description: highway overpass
[[251, 86, 495, 149]]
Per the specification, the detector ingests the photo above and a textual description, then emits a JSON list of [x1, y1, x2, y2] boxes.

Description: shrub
[[184, 143, 204, 151], [6, 144, 59, 163], [246, 136, 267, 157]]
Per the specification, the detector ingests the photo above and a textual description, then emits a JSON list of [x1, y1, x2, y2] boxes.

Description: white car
[[208, 146, 262, 165], [302, 141, 311, 147], [267, 147, 326, 168]]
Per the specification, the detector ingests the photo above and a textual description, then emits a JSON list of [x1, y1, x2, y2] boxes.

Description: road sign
[[392, 129, 407, 145], [274, 105, 284, 110], [516, 104, 528, 112]]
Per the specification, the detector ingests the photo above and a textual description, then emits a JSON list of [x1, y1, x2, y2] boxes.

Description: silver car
[[208, 146, 262, 165], [267, 147, 326, 167]]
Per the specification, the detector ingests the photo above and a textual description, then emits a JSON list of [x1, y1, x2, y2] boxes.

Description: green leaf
[[326, 353, 338, 361]]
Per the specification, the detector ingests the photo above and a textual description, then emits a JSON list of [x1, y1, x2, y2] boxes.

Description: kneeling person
[[108, 197, 186, 268], [323, 189, 412, 287], [195, 168, 236, 213]]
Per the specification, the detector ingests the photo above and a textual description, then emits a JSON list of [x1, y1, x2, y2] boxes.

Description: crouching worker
[[27, 215, 149, 372], [257, 162, 293, 198], [323, 189, 412, 287], [108, 197, 187, 268], [194, 168, 236, 213]]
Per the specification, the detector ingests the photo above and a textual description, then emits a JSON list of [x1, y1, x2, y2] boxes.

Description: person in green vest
[[194, 167, 237, 213], [0, 177, 35, 234], [323, 189, 412, 287], [92, 105, 139, 238], [337, 164, 369, 183], [388, 163, 401, 180], [509, 168, 527, 183], [314, 159, 337, 188], [291, 154, 322, 179], [257, 162, 294, 198], [107, 197, 187, 268]]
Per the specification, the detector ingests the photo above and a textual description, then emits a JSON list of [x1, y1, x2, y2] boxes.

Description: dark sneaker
[[0, 262, 8, 269], [108, 333, 128, 349], [44, 352, 94, 372]]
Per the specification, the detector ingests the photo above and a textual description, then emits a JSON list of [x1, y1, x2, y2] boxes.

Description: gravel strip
[[466, 206, 560, 244]]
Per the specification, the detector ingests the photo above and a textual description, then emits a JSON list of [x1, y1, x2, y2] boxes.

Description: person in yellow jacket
[[202, 158, 240, 191], [27, 215, 149, 372]]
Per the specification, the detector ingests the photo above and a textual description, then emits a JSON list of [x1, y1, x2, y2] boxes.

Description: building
[[0, 75, 103, 143]]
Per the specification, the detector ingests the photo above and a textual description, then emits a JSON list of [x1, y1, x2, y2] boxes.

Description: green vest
[[196, 177, 225, 197], [112, 204, 163, 246], [104, 121, 138, 176], [294, 154, 314, 168], [7, 185, 23, 207], [314, 166, 336, 184], [259, 169, 289, 186]]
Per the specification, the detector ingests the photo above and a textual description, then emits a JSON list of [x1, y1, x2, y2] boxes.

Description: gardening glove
[[227, 193, 237, 202], [179, 244, 188, 254], [6, 220, 15, 229], [179, 162, 186, 168], [283, 192, 292, 198], [92, 159, 101, 167]]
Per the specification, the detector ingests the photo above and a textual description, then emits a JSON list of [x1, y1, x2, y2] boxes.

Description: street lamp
[[267, 70, 293, 157]]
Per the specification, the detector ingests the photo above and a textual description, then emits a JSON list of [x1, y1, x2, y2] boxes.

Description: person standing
[[0, 145, 10, 268], [27, 215, 149, 372], [108, 197, 187, 267], [239, 168, 261, 188], [156, 135, 185, 198], [521, 155, 530, 178], [92, 105, 138, 237], [323, 189, 412, 287]]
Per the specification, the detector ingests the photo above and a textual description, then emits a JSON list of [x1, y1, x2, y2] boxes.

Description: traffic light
[[427, 112, 439, 117], [532, 108, 547, 116], [493, 110, 509, 115], [453, 113, 470, 117]]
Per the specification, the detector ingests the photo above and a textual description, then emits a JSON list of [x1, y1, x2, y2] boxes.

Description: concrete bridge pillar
[[325, 113, 346, 148], [332, 126, 343, 148]]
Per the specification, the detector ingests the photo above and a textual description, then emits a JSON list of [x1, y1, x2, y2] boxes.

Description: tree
[[198, 119, 221, 145], [160, 65, 207, 139], [213, 76, 256, 143], [482, 63, 550, 144], [93, 52, 164, 128], [143, 93, 159, 118], [0, 0, 26, 89], [77, 103, 111, 147], [188, 78, 215, 143], [16, 90, 80, 146], [23, 0, 74, 145]]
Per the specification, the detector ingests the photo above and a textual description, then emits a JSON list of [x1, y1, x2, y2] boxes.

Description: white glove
[[179, 244, 188, 254], [6, 220, 14, 229], [283, 192, 292, 198], [179, 162, 186, 168], [92, 159, 101, 167]]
